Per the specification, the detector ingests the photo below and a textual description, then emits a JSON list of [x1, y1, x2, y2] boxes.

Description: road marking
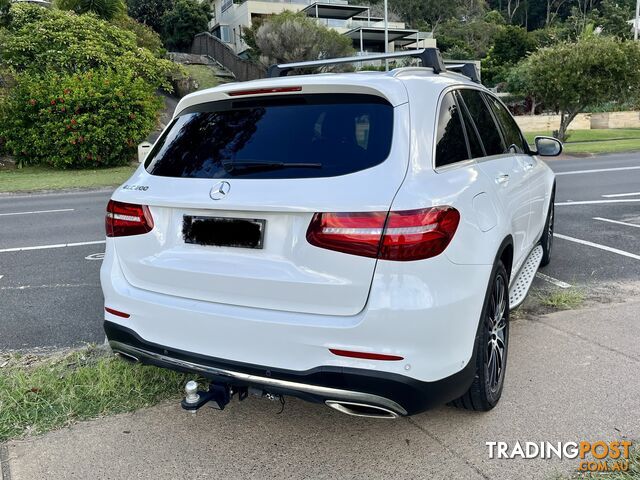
[[602, 191, 640, 198], [85, 252, 105, 260], [535, 272, 572, 289], [0, 208, 74, 217], [554, 233, 640, 260], [0, 283, 98, 291], [555, 199, 640, 206], [0, 275, 3, 281], [555, 166, 640, 176], [593, 217, 640, 229], [0, 240, 105, 253]]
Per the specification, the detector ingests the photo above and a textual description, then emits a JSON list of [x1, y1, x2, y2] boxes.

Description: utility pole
[[635, 0, 639, 41], [384, 0, 389, 71]]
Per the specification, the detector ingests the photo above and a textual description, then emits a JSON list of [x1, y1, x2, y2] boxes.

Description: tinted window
[[145, 94, 393, 179], [458, 89, 505, 156], [484, 94, 528, 154], [455, 91, 484, 159], [435, 92, 469, 168]]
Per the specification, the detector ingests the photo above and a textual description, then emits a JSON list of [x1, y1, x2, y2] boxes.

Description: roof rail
[[266, 48, 480, 83]]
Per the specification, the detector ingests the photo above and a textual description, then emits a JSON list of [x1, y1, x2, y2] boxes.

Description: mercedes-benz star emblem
[[210, 181, 231, 200]]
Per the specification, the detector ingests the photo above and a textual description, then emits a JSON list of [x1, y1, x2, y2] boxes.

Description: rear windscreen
[[144, 94, 394, 179]]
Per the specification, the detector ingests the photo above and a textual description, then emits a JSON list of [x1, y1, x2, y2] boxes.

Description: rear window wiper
[[222, 161, 322, 173]]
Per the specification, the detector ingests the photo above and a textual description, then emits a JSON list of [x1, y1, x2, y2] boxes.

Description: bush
[[2, 4, 179, 90], [0, 69, 162, 169], [112, 14, 165, 56], [160, 0, 210, 51]]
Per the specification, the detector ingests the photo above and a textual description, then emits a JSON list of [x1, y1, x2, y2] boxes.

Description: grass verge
[[524, 129, 640, 155], [0, 346, 192, 442], [184, 64, 221, 90], [536, 288, 585, 310], [0, 164, 137, 193]]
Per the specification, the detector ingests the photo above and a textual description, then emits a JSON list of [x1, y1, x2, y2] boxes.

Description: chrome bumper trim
[[109, 341, 408, 416]]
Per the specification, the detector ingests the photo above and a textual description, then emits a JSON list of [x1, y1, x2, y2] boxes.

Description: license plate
[[183, 216, 265, 249]]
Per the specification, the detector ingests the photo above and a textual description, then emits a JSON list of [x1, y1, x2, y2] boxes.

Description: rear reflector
[[106, 200, 154, 237], [104, 307, 130, 318], [329, 349, 404, 361], [228, 86, 302, 97], [306, 207, 460, 261]]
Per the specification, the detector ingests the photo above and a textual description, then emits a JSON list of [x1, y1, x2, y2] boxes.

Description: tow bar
[[181, 380, 281, 414]]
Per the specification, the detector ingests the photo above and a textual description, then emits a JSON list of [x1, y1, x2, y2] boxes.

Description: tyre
[[450, 260, 509, 411], [539, 188, 555, 267]]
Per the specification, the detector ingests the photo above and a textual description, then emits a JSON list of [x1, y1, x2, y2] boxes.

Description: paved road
[[0, 152, 639, 350]]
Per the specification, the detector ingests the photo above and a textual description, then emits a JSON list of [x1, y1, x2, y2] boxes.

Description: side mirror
[[137, 142, 153, 163], [534, 136, 562, 157]]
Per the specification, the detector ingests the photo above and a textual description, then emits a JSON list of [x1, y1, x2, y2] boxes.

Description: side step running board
[[509, 245, 543, 309]]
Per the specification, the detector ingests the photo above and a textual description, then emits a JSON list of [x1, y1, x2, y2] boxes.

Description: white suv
[[101, 50, 559, 418]]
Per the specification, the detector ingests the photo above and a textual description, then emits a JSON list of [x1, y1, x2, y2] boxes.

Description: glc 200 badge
[[210, 181, 231, 200]]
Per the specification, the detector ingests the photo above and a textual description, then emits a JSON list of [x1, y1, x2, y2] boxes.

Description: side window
[[458, 89, 505, 157], [484, 94, 528, 154], [435, 92, 469, 168], [455, 91, 484, 159]]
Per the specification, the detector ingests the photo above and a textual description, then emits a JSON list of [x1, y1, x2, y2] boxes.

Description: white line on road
[[0, 240, 105, 253], [593, 217, 640, 229], [535, 272, 572, 289], [0, 208, 74, 217], [555, 199, 640, 206], [554, 233, 640, 260], [0, 283, 98, 291], [555, 166, 640, 176], [602, 191, 640, 198]]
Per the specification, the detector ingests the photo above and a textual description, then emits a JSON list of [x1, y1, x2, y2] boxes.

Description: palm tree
[[55, 0, 125, 21]]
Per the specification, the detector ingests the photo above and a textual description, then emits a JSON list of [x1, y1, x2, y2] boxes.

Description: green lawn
[[183, 64, 221, 91], [0, 164, 138, 193], [0, 347, 193, 442], [524, 129, 640, 155]]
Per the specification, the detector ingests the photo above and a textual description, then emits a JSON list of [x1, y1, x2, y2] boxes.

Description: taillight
[[105, 200, 154, 237], [306, 207, 459, 261]]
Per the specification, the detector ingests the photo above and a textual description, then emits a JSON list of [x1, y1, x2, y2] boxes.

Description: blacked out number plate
[[183, 216, 265, 249]]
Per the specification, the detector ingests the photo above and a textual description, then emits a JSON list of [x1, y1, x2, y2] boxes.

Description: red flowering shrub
[[0, 69, 162, 168]]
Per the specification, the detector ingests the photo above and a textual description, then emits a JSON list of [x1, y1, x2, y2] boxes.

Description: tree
[[55, 0, 125, 21], [507, 35, 640, 141], [2, 4, 179, 90], [482, 26, 535, 86], [126, 0, 173, 32], [0, 0, 10, 26], [246, 12, 354, 68], [160, 0, 210, 51]]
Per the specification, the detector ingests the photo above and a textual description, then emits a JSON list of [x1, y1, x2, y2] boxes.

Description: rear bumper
[[105, 321, 476, 416]]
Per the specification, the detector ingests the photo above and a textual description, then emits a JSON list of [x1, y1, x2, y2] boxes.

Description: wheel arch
[[494, 235, 514, 280]]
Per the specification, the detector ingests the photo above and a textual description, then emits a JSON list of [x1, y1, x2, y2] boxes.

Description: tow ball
[[181, 380, 281, 414], [181, 380, 238, 413]]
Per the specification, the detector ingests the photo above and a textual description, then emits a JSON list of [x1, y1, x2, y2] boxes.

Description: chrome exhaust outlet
[[114, 350, 139, 363], [325, 400, 400, 419]]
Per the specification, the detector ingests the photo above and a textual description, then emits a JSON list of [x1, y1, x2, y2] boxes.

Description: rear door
[[111, 92, 410, 316], [457, 89, 532, 271]]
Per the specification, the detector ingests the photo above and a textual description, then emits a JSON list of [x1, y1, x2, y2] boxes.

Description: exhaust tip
[[114, 351, 139, 363], [325, 400, 400, 419]]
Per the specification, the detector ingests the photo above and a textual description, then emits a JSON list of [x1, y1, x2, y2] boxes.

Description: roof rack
[[266, 48, 480, 83]]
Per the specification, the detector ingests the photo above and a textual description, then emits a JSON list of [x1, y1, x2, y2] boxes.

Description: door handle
[[524, 161, 534, 171], [496, 174, 510, 184]]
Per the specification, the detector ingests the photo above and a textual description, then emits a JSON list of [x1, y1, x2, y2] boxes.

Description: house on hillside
[[208, 0, 434, 56]]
